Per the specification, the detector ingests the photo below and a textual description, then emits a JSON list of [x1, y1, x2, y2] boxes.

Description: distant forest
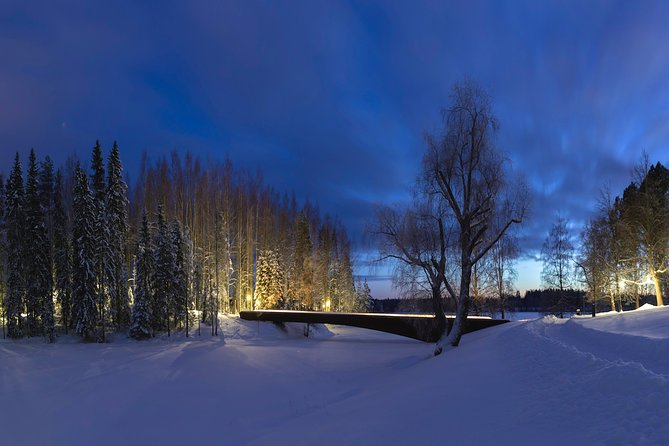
[[0, 143, 370, 342], [372, 288, 657, 317]]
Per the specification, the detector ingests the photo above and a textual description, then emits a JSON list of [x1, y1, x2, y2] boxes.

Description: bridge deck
[[239, 310, 508, 342]]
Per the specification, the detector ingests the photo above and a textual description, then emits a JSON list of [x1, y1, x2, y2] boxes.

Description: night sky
[[2, 1, 669, 297]]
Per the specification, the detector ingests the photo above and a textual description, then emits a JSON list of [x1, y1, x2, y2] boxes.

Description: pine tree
[[5, 154, 25, 338], [106, 142, 130, 330], [72, 164, 98, 341], [130, 212, 153, 339], [152, 204, 172, 334], [90, 140, 109, 340], [25, 149, 53, 339], [170, 220, 188, 330], [53, 170, 72, 333]]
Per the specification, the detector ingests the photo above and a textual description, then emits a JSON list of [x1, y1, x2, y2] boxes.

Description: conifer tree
[[39, 156, 56, 341], [53, 170, 72, 333], [106, 142, 130, 330], [291, 212, 314, 309], [72, 165, 98, 341], [25, 149, 53, 339], [5, 154, 24, 338], [91, 141, 109, 339], [152, 204, 171, 334], [0, 175, 5, 337], [130, 212, 153, 339], [355, 278, 373, 312], [170, 220, 188, 330], [255, 249, 283, 309]]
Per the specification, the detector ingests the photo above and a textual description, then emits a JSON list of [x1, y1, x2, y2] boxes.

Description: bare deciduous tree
[[541, 215, 575, 316], [376, 79, 528, 355]]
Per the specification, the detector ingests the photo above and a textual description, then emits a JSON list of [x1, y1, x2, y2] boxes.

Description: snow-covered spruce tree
[[106, 142, 130, 330], [53, 170, 73, 333], [38, 155, 56, 342], [25, 149, 53, 339], [152, 204, 172, 334], [90, 141, 109, 341], [4, 154, 25, 338], [72, 164, 98, 341], [0, 175, 5, 337], [130, 212, 153, 339], [170, 219, 188, 330], [354, 278, 373, 313], [255, 248, 283, 309]]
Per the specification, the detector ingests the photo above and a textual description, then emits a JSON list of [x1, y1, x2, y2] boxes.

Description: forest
[[0, 143, 370, 342]]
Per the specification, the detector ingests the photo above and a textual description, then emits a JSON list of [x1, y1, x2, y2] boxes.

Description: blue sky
[[2, 1, 669, 297]]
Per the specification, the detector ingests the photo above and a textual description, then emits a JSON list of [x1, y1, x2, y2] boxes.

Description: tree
[[25, 149, 53, 340], [130, 212, 153, 339], [576, 213, 613, 315], [106, 142, 131, 330], [0, 175, 6, 338], [53, 170, 73, 332], [90, 141, 109, 340], [354, 278, 373, 312], [541, 215, 575, 317], [291, 212, 314, 309], [425, 80, 527, 353], [152, 204, 172, 334], [623, 161, 669, 306], [5, 154, 25, 338], [72, 164, 98, 341], [375, 195, 451, 334], [170, 219, 188, 329], [255, 249, 283, 309], [487, 227, 519, 319]]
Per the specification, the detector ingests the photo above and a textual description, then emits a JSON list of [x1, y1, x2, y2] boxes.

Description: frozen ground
[[1, 307, 668, 445]]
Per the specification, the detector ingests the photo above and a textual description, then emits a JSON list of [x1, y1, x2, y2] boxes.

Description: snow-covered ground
[[1, 307, 668, 445]]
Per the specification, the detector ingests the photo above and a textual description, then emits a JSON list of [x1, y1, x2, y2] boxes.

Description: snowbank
[[1, 309, 668, 445]]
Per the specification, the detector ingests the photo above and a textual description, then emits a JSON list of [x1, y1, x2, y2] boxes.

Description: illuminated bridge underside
[[239, 310, 509, 343]]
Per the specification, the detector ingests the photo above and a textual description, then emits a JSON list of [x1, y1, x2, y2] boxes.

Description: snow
[[2, 307, 669, 445]]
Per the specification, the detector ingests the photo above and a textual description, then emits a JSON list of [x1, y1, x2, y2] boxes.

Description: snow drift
[[1, 307, 668, 445]]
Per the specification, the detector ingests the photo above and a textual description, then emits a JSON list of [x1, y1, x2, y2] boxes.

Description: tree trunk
[[430, 284, 446, 337], [652, 274, 664, 306], [435, 263, 472, 355]]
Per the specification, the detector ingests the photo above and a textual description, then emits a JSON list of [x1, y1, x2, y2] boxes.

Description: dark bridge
[[239, 310, 508, 342]]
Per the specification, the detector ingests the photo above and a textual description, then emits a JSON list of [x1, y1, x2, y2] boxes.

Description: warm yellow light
[[618, 280, 626, 290], [246, 294, 252, 302], [324, 298, 331, 312]]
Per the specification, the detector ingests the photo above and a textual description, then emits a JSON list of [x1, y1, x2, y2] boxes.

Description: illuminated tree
[[255, 249, 283, 309], [623, 162, 669, 306]]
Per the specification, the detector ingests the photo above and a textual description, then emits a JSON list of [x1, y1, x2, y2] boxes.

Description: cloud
[[2, 0, 669, 293]]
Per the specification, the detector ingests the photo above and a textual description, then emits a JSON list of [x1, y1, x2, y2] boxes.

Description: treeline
[[0, 142, 369, 342], [578, 159, 669, 311]]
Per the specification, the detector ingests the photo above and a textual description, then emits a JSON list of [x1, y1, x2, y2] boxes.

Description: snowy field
[[1, 307, 668, 445]]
